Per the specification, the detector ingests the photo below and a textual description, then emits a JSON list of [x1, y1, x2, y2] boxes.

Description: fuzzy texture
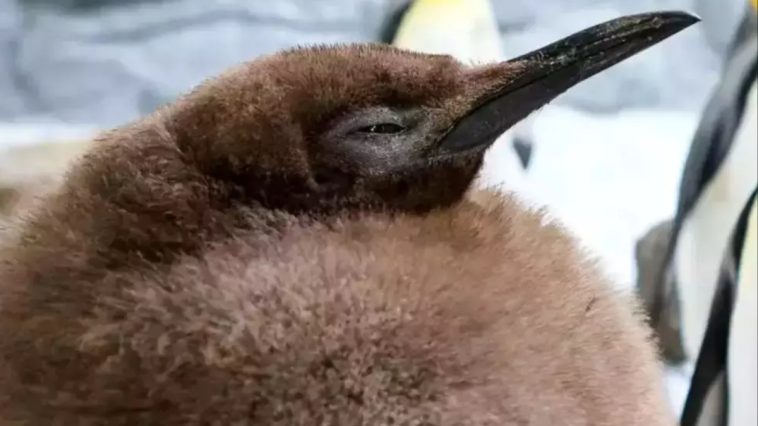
[[0, 44, 672, 425], [0, 194, 672, 425]]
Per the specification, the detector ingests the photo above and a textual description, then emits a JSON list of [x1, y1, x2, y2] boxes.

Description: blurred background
[[0, 0, 755, 422]]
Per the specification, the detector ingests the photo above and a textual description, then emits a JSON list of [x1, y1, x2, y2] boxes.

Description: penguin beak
[[438, 11, 699, 153]]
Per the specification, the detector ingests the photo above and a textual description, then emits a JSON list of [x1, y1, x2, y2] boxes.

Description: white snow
[[525, 106, 696, 288]]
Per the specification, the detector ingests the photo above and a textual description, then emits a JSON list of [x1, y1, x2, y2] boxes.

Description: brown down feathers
[[0, 44, 673, 425]]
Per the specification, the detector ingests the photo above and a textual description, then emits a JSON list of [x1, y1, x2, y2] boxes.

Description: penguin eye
[[356, 123, 406, 134]]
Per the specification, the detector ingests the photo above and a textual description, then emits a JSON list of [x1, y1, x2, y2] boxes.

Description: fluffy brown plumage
[[2, 191, 672, 425], [0, 21, 689, 425]]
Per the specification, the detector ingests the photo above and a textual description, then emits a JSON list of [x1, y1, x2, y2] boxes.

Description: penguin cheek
[[311, 166, 356, 195], [362, 159, 479, 211], [423, 155, 485, 205]]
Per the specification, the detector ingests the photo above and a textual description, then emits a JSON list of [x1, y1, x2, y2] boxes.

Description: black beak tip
[[652, 10, 701, 32]]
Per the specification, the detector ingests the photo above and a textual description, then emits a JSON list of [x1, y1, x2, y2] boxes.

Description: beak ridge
[[439, 11, 700, 153]]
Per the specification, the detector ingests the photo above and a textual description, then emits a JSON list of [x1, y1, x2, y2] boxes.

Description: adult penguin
[[635, 2, 757, 424]]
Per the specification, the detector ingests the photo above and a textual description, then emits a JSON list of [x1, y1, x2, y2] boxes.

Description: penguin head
[[170, 12, 697, 214]]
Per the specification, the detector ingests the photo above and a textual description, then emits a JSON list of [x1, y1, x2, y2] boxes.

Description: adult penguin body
[[635, 3, 757, 425]]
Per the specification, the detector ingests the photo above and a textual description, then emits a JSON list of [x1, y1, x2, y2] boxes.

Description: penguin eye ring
[[355, 123, 406, 134]]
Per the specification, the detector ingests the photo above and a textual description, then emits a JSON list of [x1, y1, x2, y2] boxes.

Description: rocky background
[[0, 0, 748, 126]]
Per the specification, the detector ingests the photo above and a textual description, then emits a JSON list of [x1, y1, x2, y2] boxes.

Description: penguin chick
[[0, 12, 698, 426]]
